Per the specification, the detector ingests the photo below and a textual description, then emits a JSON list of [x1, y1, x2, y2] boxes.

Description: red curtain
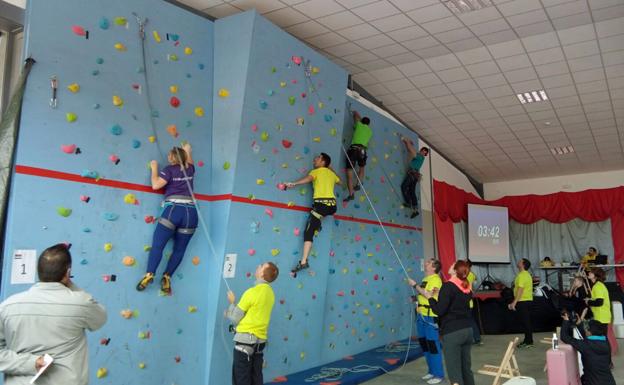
[[433, 180, 624, 285]]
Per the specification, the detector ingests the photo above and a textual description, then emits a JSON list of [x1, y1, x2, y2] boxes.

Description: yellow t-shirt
[[591, 281, 612, 324], [514, 270, 533, 302], [309, 167, 340, 199], [235, 283, 275, 340], [581, 254, 597, 265], [467, 271, 477, 308], [417, 273, 442, 317]]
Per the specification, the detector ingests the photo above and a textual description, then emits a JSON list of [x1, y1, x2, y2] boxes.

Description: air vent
[[550, 145, 574, 155], [517, 90, 548, 104], [443, 0, 494, 14]]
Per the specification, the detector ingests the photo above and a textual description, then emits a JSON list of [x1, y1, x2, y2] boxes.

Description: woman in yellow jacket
[[586, 267, 611, 336]]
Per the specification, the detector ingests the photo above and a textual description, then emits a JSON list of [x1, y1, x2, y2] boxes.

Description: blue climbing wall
[[1, 0, 216, 384]]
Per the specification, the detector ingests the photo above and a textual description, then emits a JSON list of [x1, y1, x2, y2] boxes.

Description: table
[[539, 264, 624, 292]]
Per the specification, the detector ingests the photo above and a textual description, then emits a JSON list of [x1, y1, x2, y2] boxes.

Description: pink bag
[[546, 344, 581, 385]]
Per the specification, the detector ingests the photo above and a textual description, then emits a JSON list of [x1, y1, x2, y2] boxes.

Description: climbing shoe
[[410, 210, 419, 218], [343, 194, 355, 202], [290, 261, 310, 277], [161, 274, 172, 295], [136, 273, 154, 291], [354, 184, 361, 191]]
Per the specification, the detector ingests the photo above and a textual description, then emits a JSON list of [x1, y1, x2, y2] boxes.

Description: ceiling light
[[443, 0, 494, 14], [517, 89, 549, 104], [550, 145, 574, 155]]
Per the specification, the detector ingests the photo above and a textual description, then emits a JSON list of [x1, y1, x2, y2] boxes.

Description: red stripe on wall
[[15, 165, 421, 231]]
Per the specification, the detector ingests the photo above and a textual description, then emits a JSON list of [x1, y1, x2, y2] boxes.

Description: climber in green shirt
[[344, 110, 372, 202]]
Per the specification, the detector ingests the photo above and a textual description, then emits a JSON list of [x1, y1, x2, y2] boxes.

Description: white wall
[[484, 169, 624, 200]]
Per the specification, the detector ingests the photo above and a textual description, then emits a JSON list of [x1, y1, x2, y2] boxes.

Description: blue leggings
[[417, 313, 444, 378], [146, 203, 198, 276]]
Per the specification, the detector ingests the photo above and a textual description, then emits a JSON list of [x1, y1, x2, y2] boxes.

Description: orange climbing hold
[[271, 376, 287, 383]]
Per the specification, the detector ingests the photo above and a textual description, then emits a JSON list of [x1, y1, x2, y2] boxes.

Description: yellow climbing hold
[[312, 66, 320, 74], [120, 309, 134, 319], [279, 81, 286, 88], [256, 179, 265, 185], [299, 352, 306, 360], [187, 306, 198, 313], [67, 83, 80, 93], [330, 127, 337, 136], [96, 368, 108, 379], [271, 248, 280, 256], [122, 256, 135, 266], [143, 245, 151, 252], [112, 95, 123, 107], [104, 243, 112, 252], [124, 193, 137, 204], [114, 43, 127, 51], [313, 137, 321, 142], [194, 107, 204, 117], [148, 135, 156, 143], [66, 112, 77, 123], [168, 54, 178, 61], [223, 161, 230, 170], [169, 85, 178, 94], [287, 201, 295, 207], [281, 163, 288, 168], [318, 102, 324, 108], [184, 47, 193, 55], [261, 132, 269, 142], [138, 362, 146, 369], [218, 88, 229, 98], [114, 17, 127, 26], [152, 30, 161, 42], [329, 324, 336, 332]]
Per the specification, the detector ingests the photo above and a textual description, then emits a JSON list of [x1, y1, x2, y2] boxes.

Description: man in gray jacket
[[0, 244, 107, 384]]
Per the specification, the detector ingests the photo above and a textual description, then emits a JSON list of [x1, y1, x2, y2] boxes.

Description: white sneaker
[[427, 377, 443, 384], [421, 374, 434, 380]]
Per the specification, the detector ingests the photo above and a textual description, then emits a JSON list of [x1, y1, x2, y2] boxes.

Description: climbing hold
[[96, 367, 108, 379], [324, 114, 333, 122], [99, 338, 110, 345], [80, 195, 90, 203], [296, 117, 304, 126], [277, 183, 286, 190], [251, 124, 258, 132], [103, 212, 119, 221], [291, 79, 297, 84], [267, 89, 274, 96], [120, 309, 134, 319], [123, 193, 138, 205], [112, 95, 123, 107], [281, 140, 292, 149], [198, 160, 205, 167], [271, 248, 280, 256], [93, 103, 100, 109], [194, 106, 204, 117], [192, 256, 200, 265], [329, 250, 335, 256], [166, 124, 178, 138], [114, 43, 127, 51], [152, 30, 161, 42], [113, 16, 127, 26], [167, 54, 178, 61], [138, 331, 151, 339], [184, 47, 193, 55], [132, 139, 141, 149], [312, 66, 320, 74], [259, 100, 268, 109], [169, 85, 178, 94], [57, 207, 72, 217], [99, 17, 110, 30], [330, 127, 337, 136], [61, 144, 77, 154], [279, 81, 287, 88], [71, 25, 86, 36], [293, 227, 300, 236], [138, 362, 146, 369], [223, 161, 230, 170], [144, 215, 155, 224], [67, 83, 80, 93], [250, 221, 260, 233], [292, 56, 302, 65], [174, 356, 181, 363], [109, 154, 120, 165], [256, 179, 265, 185], [265, 208, 273, 218], [287, 96, 296, 106], [170, 96, 180, 108], [96, 57, 104, 65], [248, 249, 256, 256], [261, 132, 269, 142], [308, 105, 315, 115], [92, 70, 99, 76], [110, 124, 122, 135], [103, 243, 113, 252], [65, 112, 77, 123], [198, 63, 205, 70], [148, 135, 156, 143], [187, 306, 197, 313]]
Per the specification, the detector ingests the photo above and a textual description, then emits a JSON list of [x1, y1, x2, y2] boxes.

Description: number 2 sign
[[223, 253, 237, 279]]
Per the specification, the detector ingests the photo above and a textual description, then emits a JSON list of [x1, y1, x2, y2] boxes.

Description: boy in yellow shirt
[[226, 262, 279, 385], [508, 258, 534, 348], [285, 153, 340, 275]]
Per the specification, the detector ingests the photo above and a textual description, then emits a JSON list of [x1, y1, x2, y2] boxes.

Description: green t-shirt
[[351, 121, 372, 148], [591, 281, 612, 324], [514, 270, 533, 302], [410, 153, 425, 171]]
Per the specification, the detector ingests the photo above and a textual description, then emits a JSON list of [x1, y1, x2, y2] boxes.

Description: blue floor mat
[[269, 338, 423, 385]]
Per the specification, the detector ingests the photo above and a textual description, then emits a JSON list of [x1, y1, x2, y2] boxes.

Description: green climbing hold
[[288, 96, 296, 106], [223, 161, 230, 170], [57, 207, 72, 217]]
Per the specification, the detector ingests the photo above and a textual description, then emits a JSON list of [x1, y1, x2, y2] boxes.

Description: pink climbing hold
[[144, 216, 155, 224], [337, 291, 345, 297], [109, 154, 120, 164], [198, 160, 204, 167], [277, 183, 286, 191], [350, 289, 355, 296], [264, 208, 273, 218], [308, 105, 315, 115], [61, 144, 77, 154], [291, 79, 297, 84], [375, 244, 380, 251], [291, 56, 302, 65], [374, 274, 379, 280], [301, 92, 306, 98], [329, 250, 335, 257], [248, 249, 256, 256], [354, 234, 362, 241], [170, 96, 180, 108], [380, 176, 385, 183], [246, 272, 251, 278], [251, 124, 258, 132], [281, 140, 292, 149], [71, 25, 87, 36], [80, 195, 90, 203], [293, 227, 300, 236]]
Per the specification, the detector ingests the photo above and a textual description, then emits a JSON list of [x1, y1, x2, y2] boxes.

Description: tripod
[[476, 263, 497, 291]]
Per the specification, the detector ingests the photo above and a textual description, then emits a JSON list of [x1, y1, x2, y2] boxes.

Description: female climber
[[136, 143, 197, 295]]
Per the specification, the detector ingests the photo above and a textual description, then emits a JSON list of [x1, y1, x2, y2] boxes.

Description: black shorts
[[346, 145, 367, 168]]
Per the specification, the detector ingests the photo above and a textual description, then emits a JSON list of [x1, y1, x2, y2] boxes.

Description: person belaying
[[284, 153, 339, 276], [136, 143, 197, 295], [344, 109, 372, 202], [400, 136, 428, 218]]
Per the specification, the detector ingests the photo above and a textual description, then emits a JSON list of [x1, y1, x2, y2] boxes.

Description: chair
[[477, 337, 521, 385]]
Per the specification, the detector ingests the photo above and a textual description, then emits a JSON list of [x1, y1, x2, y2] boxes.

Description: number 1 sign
[[11, 249, 37, 284]]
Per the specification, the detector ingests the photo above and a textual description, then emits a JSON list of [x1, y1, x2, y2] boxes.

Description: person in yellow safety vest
[[466, 259, 482, 345], [508, 258, 534, 348], [586, 267, 611, 336], [408, 258, 445, 384]]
